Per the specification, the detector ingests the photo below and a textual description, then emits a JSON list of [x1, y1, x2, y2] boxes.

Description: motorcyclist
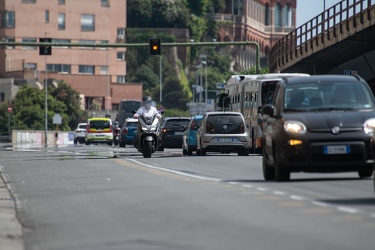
[[133, 96, 162, 119]]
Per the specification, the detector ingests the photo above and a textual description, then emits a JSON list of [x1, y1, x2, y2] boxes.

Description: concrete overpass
[[269, 0, 375, 89]]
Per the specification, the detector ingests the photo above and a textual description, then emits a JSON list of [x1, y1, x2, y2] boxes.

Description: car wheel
[[182, 148, 187, 156], [187, 147, 193, 156], [358, 168, 373, 179], [107, 141, 113, 146], [238, 149, 249, 156], [119, 140, 125, 147], [74, 139, 77, 144], [200, 147, 206, 156], [274, 150, 290, 182], [86, 141, 90, 145], [262, 155, 275, 181]]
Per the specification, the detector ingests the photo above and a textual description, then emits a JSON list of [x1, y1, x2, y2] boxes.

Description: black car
[[158, 117, 190, 151], [262, 75, 375, 181]]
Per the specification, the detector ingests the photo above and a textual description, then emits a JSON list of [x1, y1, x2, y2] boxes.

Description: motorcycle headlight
[[284, 121, 306, 135], [364, 118, 375, 135]]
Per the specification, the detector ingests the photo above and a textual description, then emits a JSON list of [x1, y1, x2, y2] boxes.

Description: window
[[1, 37, 15, 49], [22, 38, 37, 50], [22, 0, 36, 3], [117, 28, 125, 40], [79, 65, 95, 75], [45, 10, 49, 23], [81, 14, 95, 31], [100, 40, 108, 50], [58, 13, 65, 30], [117, 52, 126, 61], [117, 76, 126, 83], [58, 0, 65, 5], [25, 63, 37, 71], [100, 66, 108, 75], [78, 40, 95, 49], [265, 3, 270, 26], [47, 64, 71, 74], [101, 0, 110, 7], [274, 3, 282, 27], [1, 11, 15, 28], [52, 39, 71, 48]]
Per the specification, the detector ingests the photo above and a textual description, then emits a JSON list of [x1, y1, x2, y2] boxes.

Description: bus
[[116, 99, 142, 126], [225, 73, 310, 153]]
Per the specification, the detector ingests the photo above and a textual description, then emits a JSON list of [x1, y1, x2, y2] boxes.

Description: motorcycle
[[134, 113, 161, 158], [113, 121, 120, 146]]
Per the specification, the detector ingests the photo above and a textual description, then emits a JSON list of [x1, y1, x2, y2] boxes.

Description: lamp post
[[199, 54, 207, 104]]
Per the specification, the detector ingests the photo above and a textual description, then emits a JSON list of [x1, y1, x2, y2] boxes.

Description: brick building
[[210, 0, 297, 70], [0, 0, 142, 110]]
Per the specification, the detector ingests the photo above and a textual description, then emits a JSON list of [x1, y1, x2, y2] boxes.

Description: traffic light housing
[[218, 93, 230, 108], [39, 38, 52, 55], [149, 38, 161, 55]]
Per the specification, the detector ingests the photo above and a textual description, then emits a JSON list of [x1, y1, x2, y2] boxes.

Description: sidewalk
[[0, 166, 23, 250]]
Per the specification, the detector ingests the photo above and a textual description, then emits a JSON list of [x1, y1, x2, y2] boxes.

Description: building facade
[[211, 0, 297, 70], [0, 0, 142, 110]]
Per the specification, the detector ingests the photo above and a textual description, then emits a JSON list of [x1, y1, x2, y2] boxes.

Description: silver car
[[196, 112, 250, 156]]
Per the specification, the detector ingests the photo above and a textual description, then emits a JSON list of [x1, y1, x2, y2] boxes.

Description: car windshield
[[284, 81, 375, 111], [206, 114, 244, 134]]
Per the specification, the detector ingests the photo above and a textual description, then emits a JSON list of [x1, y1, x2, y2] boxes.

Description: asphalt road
[[0, 144, 375, 250]]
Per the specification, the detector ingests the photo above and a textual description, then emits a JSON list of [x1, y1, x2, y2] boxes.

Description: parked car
[[85, 118, 113, 145], [262, 75, 375, 182], [74, 123, 87, 144], [119, 118, 138, 147], [182, 115, 203, 156], [196, 112, 250, 156], [157, 117, 190, 151]]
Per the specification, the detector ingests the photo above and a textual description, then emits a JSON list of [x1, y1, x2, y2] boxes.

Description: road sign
[[53, 113, 62, 124], [7, 106, 12, 113]]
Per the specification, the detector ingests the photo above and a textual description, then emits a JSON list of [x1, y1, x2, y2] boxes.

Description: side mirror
[[160, 110, 165, 114], [262, 104, 274, 116], [131, 110, 136, 115]]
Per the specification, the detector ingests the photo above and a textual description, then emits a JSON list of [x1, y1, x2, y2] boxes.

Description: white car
[[74, 123, 87, 144]]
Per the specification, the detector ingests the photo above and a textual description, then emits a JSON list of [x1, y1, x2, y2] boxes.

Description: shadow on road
[[316, 197, 375, 206]]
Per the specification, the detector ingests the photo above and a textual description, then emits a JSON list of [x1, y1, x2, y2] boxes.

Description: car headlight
[[284, 121, 307, 135], [364, 118, 375, 135]]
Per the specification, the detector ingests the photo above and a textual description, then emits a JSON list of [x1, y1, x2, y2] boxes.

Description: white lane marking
[[290, 195, 306, 201], [337, 206, 361, 214], [242, 184, 253, 188], [273, 191, 287, 196], [126, 158, 221, 182], [312, 201, 331, 208], [126, 159, 372, 219]]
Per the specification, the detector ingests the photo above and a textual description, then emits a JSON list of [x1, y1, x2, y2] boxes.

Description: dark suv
[[262, 75, 375, 181], [158, 117, 190, 151]]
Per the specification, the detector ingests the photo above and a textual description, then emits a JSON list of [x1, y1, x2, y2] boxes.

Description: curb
[[0, 166, 23, 250]]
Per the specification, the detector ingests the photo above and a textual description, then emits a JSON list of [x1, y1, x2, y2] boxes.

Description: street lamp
[[199, 54, 207, 104]]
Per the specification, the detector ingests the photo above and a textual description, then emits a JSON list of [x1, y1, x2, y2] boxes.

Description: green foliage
[[0, 84, 88, 133], [223, 67, 270, 83], [162, 108, 190, 118]]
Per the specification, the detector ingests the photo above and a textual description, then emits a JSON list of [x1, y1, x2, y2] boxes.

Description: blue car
[[182, 115, 203, 156], [119, 118, 138, 148]]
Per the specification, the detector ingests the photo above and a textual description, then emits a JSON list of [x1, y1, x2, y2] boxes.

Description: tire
[[187, 147, 193, 156], [74, 139, 77, 144], [107, 141, 113, 146], [358, 168, 373, 179], [200, 147, 206, 156], [119, 140, 125, 148], [262, 155, 275, 181], [182, 148, 187, 156], [274, 150, 290, 182], [238, 149, 249, 156], [86, 141, 90, 145], [143, 141, 152, 158]]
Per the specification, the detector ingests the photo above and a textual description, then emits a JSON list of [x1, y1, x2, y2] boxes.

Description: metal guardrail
[[270, 0, 375, 72]]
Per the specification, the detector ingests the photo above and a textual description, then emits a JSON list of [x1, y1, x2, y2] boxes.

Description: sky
[[296, 0, 342, 27]]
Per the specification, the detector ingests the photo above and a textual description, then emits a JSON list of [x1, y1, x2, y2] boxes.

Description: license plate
[[96, 134, 105, 137], [217, 138, 233, 143], [324, 145, 350, 154], [174, 132, 184, 135]]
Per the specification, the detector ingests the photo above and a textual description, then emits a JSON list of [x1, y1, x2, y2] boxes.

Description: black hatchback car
[[158, 117, 190, 151], [262, 75, 375, 181]]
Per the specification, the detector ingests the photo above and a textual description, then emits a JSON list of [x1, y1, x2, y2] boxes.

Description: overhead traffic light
[[149, 38, 161, 55], [39, 38, 52, 55]]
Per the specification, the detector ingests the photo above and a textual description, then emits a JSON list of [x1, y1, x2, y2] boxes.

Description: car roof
[[78, 122, 87, 125], [88, 117, 111, 121], [164, 117, 190, 120], [204, 111, 243, 116], [283, 74, 364, 85], [192, 115, 203, 119]]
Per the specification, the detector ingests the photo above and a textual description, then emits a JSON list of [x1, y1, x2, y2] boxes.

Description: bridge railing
[[270, 0, 375, 73]]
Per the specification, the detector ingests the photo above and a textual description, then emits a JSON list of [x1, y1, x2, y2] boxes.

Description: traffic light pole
[[1, 41, 261, 74]]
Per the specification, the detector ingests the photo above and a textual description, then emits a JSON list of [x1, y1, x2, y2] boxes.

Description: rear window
[[78, 124, 86, 129], [89, 120, 110, 129], [126, 122, 138, 127], [164, 119, 189, 128], [206, 114, 244, 134]]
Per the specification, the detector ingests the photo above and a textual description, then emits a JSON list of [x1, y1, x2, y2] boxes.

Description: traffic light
[[149, 38, 161, 55], [39, 38, 52, 55]]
